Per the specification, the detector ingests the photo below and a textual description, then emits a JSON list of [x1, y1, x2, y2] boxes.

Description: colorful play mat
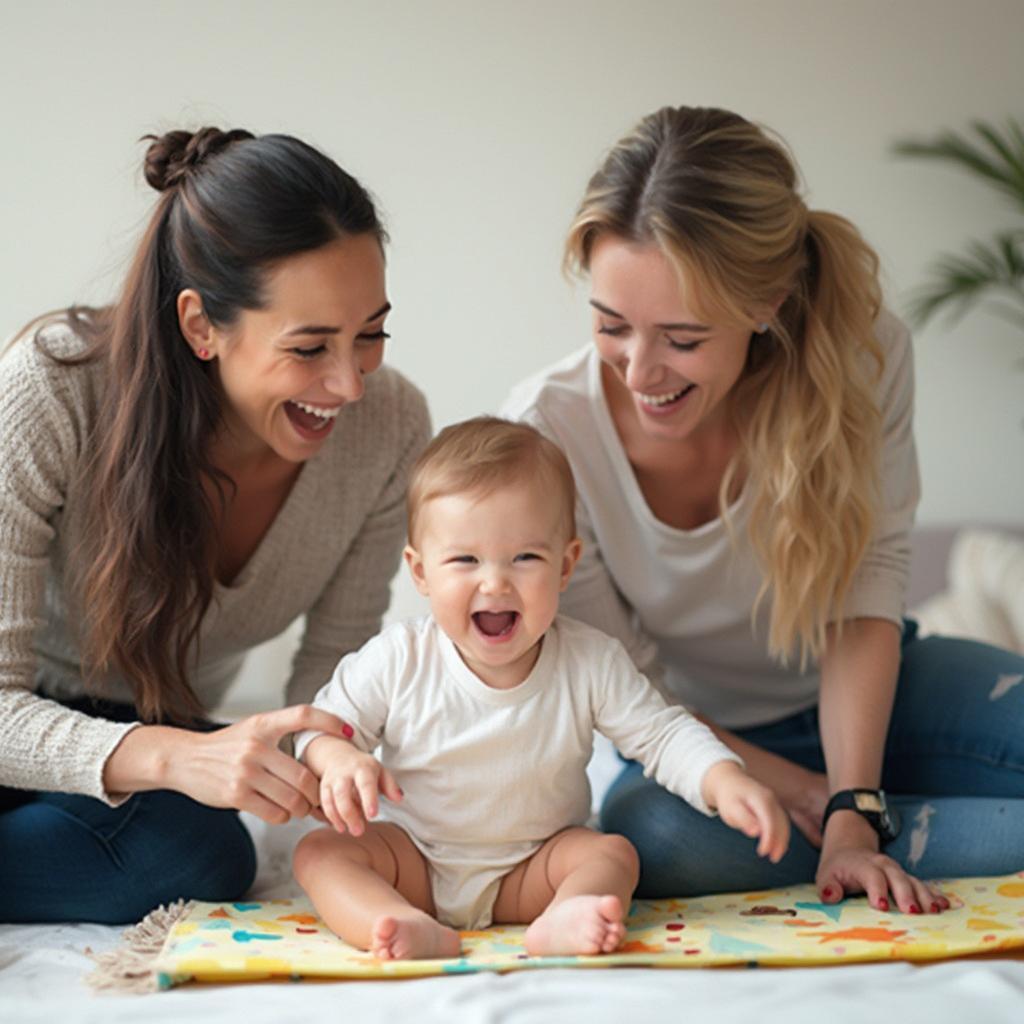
[[98, 872, 1024, 989]]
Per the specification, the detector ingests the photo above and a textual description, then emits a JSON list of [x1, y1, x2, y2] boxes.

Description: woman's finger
[[248, 766, 314, 821], [246, 705, 356, 745], [237, 788, 294, 826], [255, 744, 322, 809], [860, 863, 892, 911], [879, 860, 918, 914]]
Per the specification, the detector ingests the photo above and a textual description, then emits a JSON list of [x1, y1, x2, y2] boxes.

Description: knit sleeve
[[0, 334, 139, 804], [284, 378, 431, 707], [841, 311, 920, 625]]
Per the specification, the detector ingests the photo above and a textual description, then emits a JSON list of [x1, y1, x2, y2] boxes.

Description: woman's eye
[[596, 324, 627, 337], [291, 345, 327, 359], [358, 330, 391, 344], [667, 338, 703, 353]]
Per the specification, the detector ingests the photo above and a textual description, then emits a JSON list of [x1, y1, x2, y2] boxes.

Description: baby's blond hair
[[407, 417, 576, 546]]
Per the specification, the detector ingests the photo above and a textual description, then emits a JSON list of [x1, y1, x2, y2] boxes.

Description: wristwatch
[[822, 788, 901, 843]]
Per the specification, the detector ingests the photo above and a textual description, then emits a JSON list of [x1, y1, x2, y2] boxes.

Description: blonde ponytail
[[568, 107, 887, 666]]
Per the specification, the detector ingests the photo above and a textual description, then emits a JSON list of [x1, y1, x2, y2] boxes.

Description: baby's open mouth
[[472, 611, 519, 637]]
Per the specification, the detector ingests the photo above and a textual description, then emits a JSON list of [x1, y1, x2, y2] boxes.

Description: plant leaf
[[906, 233, 1024, 328], [894, 119, 1024, 212]]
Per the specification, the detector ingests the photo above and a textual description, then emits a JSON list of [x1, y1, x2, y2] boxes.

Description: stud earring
[[756, 323, 770, 335], [196, 347, 211, 360]]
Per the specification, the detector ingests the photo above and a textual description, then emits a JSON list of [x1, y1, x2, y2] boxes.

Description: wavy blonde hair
[[566, 106, 884, 667]]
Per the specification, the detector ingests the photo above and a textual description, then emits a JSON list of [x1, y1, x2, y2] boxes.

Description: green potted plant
[[894, 119, 1024, 332]]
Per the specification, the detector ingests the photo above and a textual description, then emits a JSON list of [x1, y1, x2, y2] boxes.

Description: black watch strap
[[822, 788, 901, 843]]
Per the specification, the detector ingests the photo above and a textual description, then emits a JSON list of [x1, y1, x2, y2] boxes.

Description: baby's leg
[[492, 827, 639, 956], [293, 823, 460, 960]]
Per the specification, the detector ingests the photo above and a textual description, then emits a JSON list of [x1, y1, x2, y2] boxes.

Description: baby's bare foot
[[524, 894, 626, 956], [370, 912, 461, 961]]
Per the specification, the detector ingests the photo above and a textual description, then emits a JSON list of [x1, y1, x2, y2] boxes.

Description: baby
[[293, 417, 789, 960]]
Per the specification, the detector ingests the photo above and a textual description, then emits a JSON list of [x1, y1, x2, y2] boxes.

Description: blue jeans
[[600, 626, 1024, 897], [0, 700, 256, 924]]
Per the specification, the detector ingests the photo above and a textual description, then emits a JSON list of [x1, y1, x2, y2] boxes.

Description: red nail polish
[[822, 887, 834, 900], [342, 724, 354, 738], [878, 898, 889, 911], [930, 903, 940, 913], [909, 904, 921, 914]]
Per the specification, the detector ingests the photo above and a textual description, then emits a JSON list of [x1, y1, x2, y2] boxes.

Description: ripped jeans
[[600, 624, 1024, 896]]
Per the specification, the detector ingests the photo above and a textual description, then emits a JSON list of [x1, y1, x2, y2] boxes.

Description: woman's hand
[[304, 734, 402, 836], [702, 760, 791, 863], [105, 705, 355, 824], [816, 812, 950, 914]]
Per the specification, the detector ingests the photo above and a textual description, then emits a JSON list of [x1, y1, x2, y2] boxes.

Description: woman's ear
[[404, 544, 430, 596], [177, 288, 217, 359], [559, 537, 583, 591]]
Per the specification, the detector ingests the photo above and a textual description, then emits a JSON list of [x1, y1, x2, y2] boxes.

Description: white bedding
[[2, 740, 1023, 1023]]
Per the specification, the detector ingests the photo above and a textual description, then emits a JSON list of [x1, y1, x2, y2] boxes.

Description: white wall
[[3, 0, 1022, 710]]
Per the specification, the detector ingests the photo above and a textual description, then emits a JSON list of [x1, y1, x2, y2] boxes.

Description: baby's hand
[[702, 760, 790, 863], [307, 736, 403, 837]]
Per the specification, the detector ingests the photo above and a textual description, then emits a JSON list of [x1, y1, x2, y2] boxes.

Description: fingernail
[[931, 902, 940, 913], [822, 887, 834, 900], [342, 724, 354, 738], [909, 904, 921, 915], [878, 898, 889, 911]]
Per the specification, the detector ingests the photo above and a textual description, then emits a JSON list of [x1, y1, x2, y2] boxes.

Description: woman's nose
[[620, 337, 662, 392], [323, 351, 365, 403]]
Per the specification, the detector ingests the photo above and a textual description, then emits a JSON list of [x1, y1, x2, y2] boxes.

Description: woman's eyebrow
[[589, 298, 710, 332], [589, 299, 625, 319], [283, 302, 392, 338]]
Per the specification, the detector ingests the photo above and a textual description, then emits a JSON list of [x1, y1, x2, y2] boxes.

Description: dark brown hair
[[37, 127, 384, 722]]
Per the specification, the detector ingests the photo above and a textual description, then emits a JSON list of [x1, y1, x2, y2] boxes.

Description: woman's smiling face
[[587, 234, 757, 444], [198, 233, 390, 464]]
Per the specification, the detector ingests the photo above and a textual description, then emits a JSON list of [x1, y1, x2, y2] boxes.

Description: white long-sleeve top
[[501, 310, 920, 730], [296, 615, 740, 857]]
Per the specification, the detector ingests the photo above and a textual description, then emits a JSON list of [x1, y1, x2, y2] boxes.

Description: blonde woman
[[504, 105, 1024, 914]]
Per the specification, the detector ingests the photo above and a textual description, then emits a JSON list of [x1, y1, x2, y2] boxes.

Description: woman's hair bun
[[142, 127, 255, 192]]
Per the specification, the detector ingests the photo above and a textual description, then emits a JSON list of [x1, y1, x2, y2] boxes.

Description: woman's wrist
[[821, 807, 881, 853], [102, 723, 193, 796]]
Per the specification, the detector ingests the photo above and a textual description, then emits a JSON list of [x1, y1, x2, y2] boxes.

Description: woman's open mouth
[[284, 400, 342, 440], [472, 610, 520, 642], [636, 384, 696, 415]]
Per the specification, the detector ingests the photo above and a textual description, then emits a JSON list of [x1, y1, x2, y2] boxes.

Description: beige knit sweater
[[0, 325, 431, 804]]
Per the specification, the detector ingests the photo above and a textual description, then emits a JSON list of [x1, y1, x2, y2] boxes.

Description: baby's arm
[[592, 635, 789, 860], [303, 734, 402, 837], [700, 760, 790, 863], [295, 629, 405, 834]]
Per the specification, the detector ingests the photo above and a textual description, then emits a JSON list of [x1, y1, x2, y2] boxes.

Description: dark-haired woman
[[0, 128, 430, 923]]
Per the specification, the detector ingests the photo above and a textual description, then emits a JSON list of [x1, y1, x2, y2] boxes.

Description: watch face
[[853, 791, 884, 814]]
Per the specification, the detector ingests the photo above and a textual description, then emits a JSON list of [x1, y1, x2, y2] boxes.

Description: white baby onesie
[[295, 615, 739, 929]]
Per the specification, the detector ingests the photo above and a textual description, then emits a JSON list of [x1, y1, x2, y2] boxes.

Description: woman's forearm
[[694, 712, 818, 803], [818, 617, 901, 792], [817, 617, 901, 851], [101, 723, 192, 796]]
